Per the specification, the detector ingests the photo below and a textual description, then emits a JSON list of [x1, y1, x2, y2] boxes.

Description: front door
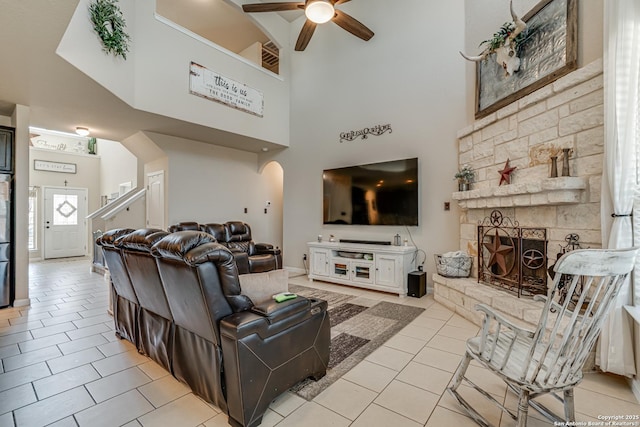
[[43, 187, 88, 259]]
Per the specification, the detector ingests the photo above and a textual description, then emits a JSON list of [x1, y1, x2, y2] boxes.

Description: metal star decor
[[498, 159, 517, 185], [483, 230, 513, 276], [522, 248, 545, 269]]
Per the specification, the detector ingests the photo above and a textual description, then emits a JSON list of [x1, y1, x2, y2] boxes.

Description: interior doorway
[[146, 171, 165, 229], [43, 186, 88, 259], [259, 161, 283, 250]]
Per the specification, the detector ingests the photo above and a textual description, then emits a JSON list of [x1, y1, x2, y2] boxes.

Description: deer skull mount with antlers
[[461, 0, 527, 77]]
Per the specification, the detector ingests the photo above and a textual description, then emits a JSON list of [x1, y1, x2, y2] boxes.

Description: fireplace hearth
[[478, 210, 548, 298]]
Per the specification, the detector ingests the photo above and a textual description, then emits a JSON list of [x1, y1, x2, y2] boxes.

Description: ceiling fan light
[[305, 0, 334, 24], [75, 127, 90, 137]]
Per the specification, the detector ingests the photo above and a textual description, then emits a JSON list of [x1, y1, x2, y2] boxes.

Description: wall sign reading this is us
[[189, 62, 264, 118]]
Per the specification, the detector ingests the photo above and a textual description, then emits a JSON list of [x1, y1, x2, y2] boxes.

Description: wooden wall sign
[[34, 160, 77, 174], [189, 62, 264, 118], [474, 0, 577, 119]]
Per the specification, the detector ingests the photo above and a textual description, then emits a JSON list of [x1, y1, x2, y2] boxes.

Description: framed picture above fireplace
[[470, 0, 578, 119]]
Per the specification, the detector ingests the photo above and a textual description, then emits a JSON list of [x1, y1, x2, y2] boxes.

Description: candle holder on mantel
[[550, 155, 558, 178], [561, 148, 573, 177]]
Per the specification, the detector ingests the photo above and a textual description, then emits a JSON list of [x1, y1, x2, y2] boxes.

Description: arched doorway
[[259, 161, 283, 251]]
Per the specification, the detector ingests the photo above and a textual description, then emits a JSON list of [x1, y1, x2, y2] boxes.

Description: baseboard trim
[[630, 377, 640, 404], [285, 267, 306, 276], [13, 298, 31, 307], [91, 263, 108, 276]]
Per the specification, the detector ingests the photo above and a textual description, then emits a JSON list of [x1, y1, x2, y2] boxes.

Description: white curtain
[[598, 0, 640, 376]]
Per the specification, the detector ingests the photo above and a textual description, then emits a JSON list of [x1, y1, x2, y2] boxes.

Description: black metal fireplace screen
[[477, 210, 548, 298]]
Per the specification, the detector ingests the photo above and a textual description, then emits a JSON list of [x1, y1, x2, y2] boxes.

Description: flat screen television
[[323, 158, 418, 226]]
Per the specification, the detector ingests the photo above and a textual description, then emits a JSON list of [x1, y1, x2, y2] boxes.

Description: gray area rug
[[289, 284, 425, 401]]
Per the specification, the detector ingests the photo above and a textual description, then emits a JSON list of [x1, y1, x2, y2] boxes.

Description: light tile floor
[[0, 259, 638, 426]]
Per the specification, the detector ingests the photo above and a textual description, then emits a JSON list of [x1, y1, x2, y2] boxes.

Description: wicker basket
[[435, 254, 472, 278]]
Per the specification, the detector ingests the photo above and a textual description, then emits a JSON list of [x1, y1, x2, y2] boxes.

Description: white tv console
[[307, 241, 417, 296]]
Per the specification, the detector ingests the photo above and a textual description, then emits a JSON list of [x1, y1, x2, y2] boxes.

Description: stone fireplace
[[434, 59, 604, 342]]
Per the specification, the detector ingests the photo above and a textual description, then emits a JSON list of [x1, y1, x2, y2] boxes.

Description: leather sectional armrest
[[251, 297, 309, 323], [230, 251, 250, 274], [220, 297, 315, 340], [255, 243, 281, 255]]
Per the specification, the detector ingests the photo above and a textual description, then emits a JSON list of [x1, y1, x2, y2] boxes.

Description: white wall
[[103, 195, 146, 232], [57, 0, 292, 147], [56, 0, 136, 105], [239, 42, 262, 65], [97, 138, 138, 200], [146, 133, 283, 247], [264, 0, 468, 281]]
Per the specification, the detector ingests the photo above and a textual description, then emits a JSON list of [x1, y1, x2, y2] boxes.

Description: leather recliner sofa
[[98, 228, 138, 346], [118, 228, 173, 372], [97, 229, 330, 427], [168, 221, 282, 274]]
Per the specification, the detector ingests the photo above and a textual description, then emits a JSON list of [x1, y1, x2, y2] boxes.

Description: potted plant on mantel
[[455, 165, 475, 191]]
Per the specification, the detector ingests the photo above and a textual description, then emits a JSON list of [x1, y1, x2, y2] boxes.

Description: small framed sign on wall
[[34, 160, 77, 174]]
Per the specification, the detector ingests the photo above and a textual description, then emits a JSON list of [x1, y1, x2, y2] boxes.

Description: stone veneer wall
[[435, 59, 605, 321], [433, 61, 605, 371], [455, 59, 604, 268]]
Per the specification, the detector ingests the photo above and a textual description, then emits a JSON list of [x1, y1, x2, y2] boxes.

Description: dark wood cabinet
[[0, 126, 14, 173]]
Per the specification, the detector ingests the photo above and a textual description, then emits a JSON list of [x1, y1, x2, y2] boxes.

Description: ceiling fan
[[241, 0, 374, 51]]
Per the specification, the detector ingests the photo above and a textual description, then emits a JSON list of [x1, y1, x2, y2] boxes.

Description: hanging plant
[[89, 0, 130, 59]]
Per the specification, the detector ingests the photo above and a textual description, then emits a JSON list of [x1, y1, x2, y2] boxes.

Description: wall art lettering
[[339, 124, 392, 143]]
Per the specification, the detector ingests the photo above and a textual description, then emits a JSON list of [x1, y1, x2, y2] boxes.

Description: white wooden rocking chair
[[448, 247, 639, 427]]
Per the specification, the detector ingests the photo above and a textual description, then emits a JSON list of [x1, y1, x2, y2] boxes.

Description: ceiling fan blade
[[334, 0, 352, 5], [242, 2, 304, 13], [332, 10, 374, 41], [295, 20, 317, 51]]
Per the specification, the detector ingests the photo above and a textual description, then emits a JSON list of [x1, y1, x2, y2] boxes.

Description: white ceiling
[[0, 0, 301, 153]]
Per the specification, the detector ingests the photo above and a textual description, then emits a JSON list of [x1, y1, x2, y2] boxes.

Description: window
[[28, 187, 37, 250], [633, 24, 640, 305], [634, 81, 640, 305], [52, 194, 78, 226]]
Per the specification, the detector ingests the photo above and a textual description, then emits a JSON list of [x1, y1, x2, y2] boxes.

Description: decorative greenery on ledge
[[89, 0, 130, 59]]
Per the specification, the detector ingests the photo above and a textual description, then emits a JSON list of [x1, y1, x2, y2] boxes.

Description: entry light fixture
[[75, 127, 90, 137], [305, 0, 335, 24]]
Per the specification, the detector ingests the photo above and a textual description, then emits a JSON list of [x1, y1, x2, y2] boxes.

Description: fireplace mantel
[[452, 177, 588, 210]]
